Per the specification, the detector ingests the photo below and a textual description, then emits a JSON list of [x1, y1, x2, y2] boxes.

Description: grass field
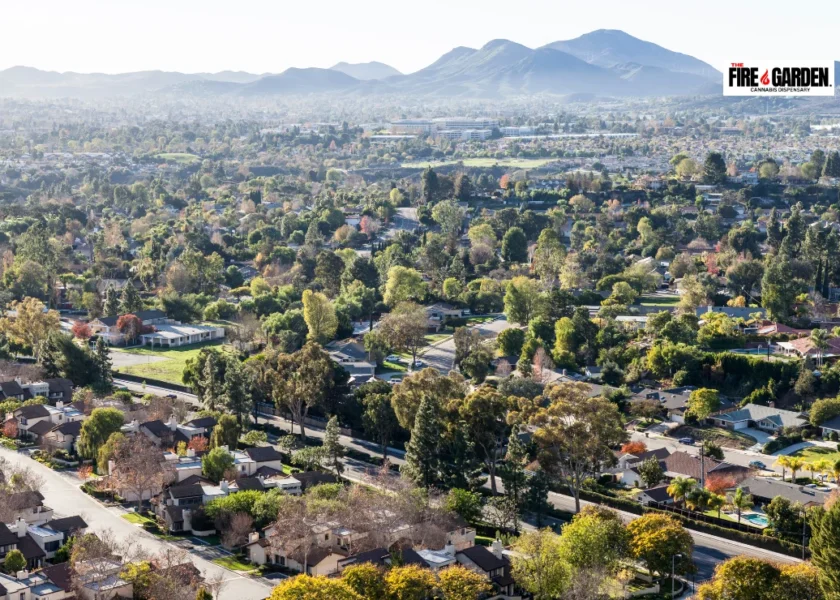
[[156, 153, 200, 164], [114, 340, 226, 384], [638, 295, 680, 306], [212, 556, 254, 571], [792, 445, 840, 463], [122, 512, 156, 526], [401, 157, 557, 169]]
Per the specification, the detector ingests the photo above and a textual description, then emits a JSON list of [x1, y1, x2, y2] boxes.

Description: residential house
[[74, 558, 133, 600], [4, 492, 53, 526], [631, 485, 675, 506], [337, 547, 427, 571], [425, 303, 470, 332], [710, 403, 808, 433], [456, 541, 519, 600], [0, 519, 47, 569], [88, 310, 169, 345], [737, 476, 829, 508], [41, 420, 84, 453], [696, 306, 766, 320], [0, 566, 73, 600], [16, 402, 85, 444], [777, 336, 840, 359], [327, 339, 377, 386], [819, 414, 840, 439], [243, 447, 285, 472]]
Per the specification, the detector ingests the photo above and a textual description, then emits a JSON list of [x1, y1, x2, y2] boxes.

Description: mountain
[[330, 61, 401, 80], [543, 29, 719, 80], [238, 67, 359, 96]]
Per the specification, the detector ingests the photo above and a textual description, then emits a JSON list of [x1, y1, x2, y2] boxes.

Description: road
[[422, 315, 514, 373], [0, 447, 273, 600]]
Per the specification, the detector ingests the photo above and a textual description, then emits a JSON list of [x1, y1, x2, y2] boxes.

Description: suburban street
[[0, 447, 274, 600], [422, 315, 514, 373]]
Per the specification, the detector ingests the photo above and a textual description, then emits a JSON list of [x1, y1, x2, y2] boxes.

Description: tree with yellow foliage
[[383, 564, 437, 600], [268, 575, 361, 600], [437, 565, 492, 600], [0, 297, 60, 357]]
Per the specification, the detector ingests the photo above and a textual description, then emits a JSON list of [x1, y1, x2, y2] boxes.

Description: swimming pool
[[742, 513, 769, 527]]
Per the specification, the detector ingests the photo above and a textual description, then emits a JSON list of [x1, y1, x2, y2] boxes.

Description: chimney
[[249, 532, 259, 543], [168, 414, 178, 431], [183, 509, 192, 533], [15, 570, 28, 580], [186, 448, 196, 458], [491, 539, 504, 560], [108, 459, 115, 476], [220, 480, 229, 493], [15, 517, 26, 538], [443, 543, 455, 556], [56, 401, 64, 409], [769, 401, 776, 408]]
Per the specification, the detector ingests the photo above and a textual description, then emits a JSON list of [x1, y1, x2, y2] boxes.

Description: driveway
[[422, 315, 513, 373], [0, 448, 272, 600]]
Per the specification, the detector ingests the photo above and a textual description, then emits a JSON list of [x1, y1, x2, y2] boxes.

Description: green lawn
[[401, 157, 557, 169], [156, 152, 200, 164], [380, 360, 407, 373], [638, 295, 680, 306], [424, 332, 452, 345], [466, 315, 497, 324], [122, 512, 156, 526], [212, 556, 255, 571], [792, 446, 840, 463], [114, 340, 227, 384]]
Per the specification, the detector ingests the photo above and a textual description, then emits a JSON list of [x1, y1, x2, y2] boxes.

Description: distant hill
[[330, 61, 401, 80], [238, 68, 360, 96], [0, 31, 734, 100], [543, 29, 719, 80]]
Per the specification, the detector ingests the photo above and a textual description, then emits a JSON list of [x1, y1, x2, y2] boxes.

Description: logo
[[724, 60, 835, 96]]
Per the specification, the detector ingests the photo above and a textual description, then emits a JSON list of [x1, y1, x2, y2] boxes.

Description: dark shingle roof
[[96, 309, 166, 327], [45, 378, 73, 403], [234, 477, 264, 491], [820, 415, 840, 431], [17, 534, 46, 560], [15, 404, 50, 419], [42, 562, 73, 591], [27, 420, 54, 436], [458, 545, 506, 572], [141, 420, 171, 438], [52, 420, 83, 437], [641, 485, 673, 503], [169, 484, 204, 499], [245, 446, 284, 463], [0, 523, 17, 546], [0, 381, 24, 397], [294, 471, 339, 491], [185, 417, 217, 430], [45, 516, 88, 534], [165, 505, 184, 523]]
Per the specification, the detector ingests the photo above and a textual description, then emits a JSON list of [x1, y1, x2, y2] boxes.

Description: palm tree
[[727, 488, 754, 524], [775, 456, 790, 481], [667, 476, 696, 507], [686, 487, 713, 513], [787, 456, 806, 482], [805, 460, 819, 481], [813, 459, 833, 482], [811, 328, 830, 368], [708, 493, 726, 519]]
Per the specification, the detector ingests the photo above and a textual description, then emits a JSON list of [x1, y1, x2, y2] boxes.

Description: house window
[[20, 418, 27, 425], [45, 540, 60, 552]]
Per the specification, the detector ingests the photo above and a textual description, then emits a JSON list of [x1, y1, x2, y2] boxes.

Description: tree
[[78, 408, 125, 462], [0, 298, 60, 357], [342, 564, 385, 599], [383, 266, 426, 307], [458, 386, 510, 493], [765, 496, 804, 542], [497, 327, 525, 357], [402, 396, 441, 487], [222, 359, 252, 426], [704, 152, 728, 184], [666, 476, 696, 507], [209, 415, 240, 450], [437, 565, 492, 600], [269, 575, 361, 600], [558, 506, 629, 573], [361, 391, 398, 460], [621, 441, 647, 455], [421, 167, 438, 203], [529, 382, 626, 512], [119, 282, 144, 314], [202, 447, 234, 483], [4, 549, 25, 574], [812, 328, 831, 368], [686, 388, 721, 420], [92, 337, 113, 392], [500, 430, 529, 529], [378, 302, 427, 366], [322, 416, 345, 475], [627, 513, 693, 577], [254, 342, 334, 440], [104, 285, 121, 317], [195, 588, 213, 600], [97, 432, 125, 475], [242, 430, 268, 446], [443, 488, 482, 524], [432, 199, 466, 242], [638, 457, 665, 488], [389, 368, 467, 430], [501, 227, 528, 263], [810, 397, 840, 427], [116, 314, 143, 345], [762, 255, 798, 320], [504, 276, 543, 325], [383, 564, 436, 600], [510, 528, 571, 599], [110, 435, 174, 509], [301, 290, 337, 344], [696, 556, 780, 600], [809, 498, 840, 598], [72, 321, 92, 340]]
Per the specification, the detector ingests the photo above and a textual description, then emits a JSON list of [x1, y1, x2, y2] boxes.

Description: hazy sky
[[3, 0, 839, 75]]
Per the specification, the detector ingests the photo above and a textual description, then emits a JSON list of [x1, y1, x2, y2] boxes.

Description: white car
[[385, 355, 404, 363], [409, 360, 424, 369]]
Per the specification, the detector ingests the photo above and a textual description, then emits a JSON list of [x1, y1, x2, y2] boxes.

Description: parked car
[[409, 360, 424, 369], [678, 437, 694, 445], [389, 378, 402, 385], [749, 460, 767, 470], [385, 355, 404, 363], [166, 394, 178, 399]]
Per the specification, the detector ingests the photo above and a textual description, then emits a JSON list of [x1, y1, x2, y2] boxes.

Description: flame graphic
[[760, 70, 770, 85]]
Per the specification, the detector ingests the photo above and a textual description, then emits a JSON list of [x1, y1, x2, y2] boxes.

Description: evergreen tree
[[222, 358, 252, 426], [402, 396, 441, 487], [766, 208, 784, 251], [202, 352, 219, 411], [823, 151, 840, 177], [524, 469, 551, 527], [209, 414, 240, 449], [119, 281, 143, 314], [499, 430, 529, 533], [323, 415, 345, 475], [92, 337, 112, 392], [421, 167, 438, 204], [104, 285, 121, 317], [810, 499, 840, 596], [703, 151, 727, 184]]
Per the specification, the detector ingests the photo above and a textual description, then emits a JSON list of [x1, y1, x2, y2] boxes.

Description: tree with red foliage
[[188, 436, 209, 453], [116, 314, 142, 345], [705, 473, 737, 495], [500, 174, 511, 190], [3, 420, 18, 439], [621, 441, 647, 455], [72, 321, 92, 340]]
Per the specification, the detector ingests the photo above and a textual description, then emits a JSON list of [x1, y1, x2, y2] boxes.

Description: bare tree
[[221, 512, 254, 550], [531, 347, 555, 384], [0, 456, 46, 522], [110, 435, 175, 510]]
